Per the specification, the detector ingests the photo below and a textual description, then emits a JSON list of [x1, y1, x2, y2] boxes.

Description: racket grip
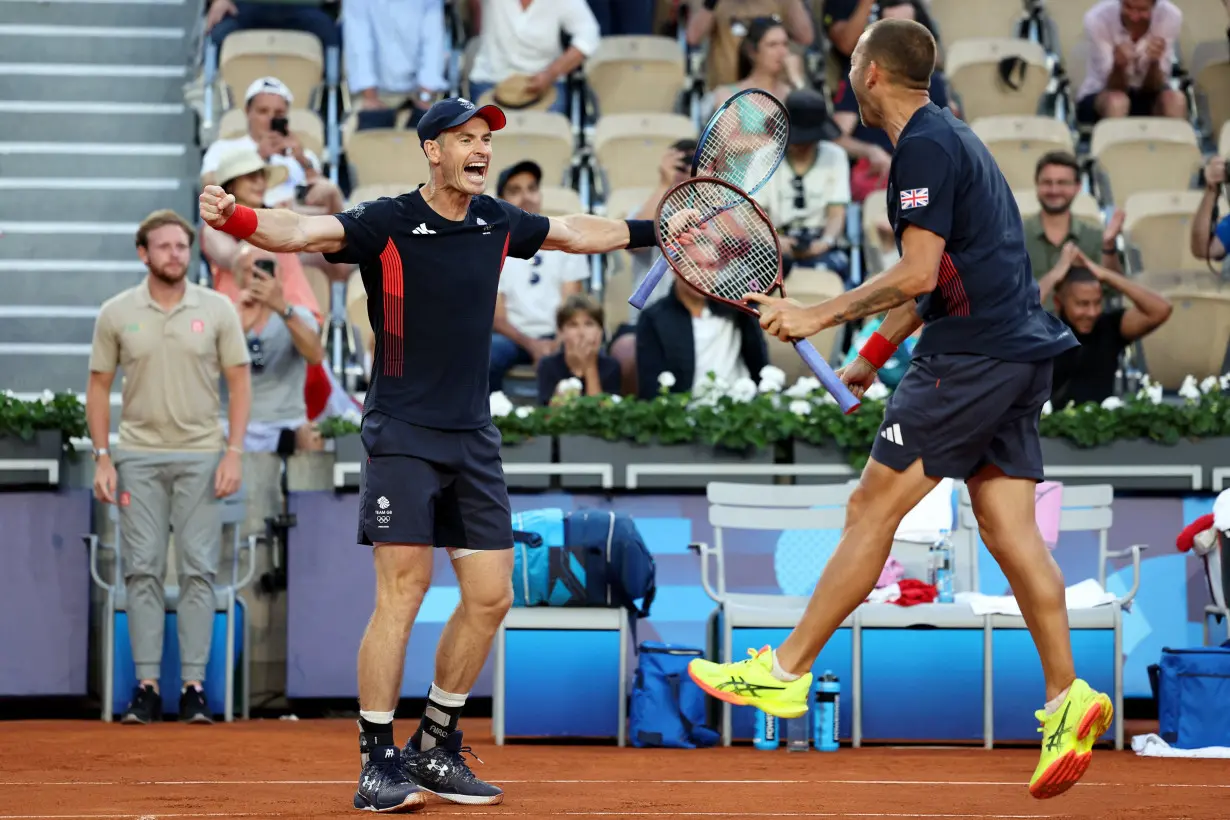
[[628, 257, 669, 309], [792, 339, 861, 414]]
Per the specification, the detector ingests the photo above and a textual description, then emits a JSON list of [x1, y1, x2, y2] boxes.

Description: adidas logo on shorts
[[880, 423, 904, 445]]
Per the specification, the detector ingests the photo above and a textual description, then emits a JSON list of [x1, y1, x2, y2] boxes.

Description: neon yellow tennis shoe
[[1028, 678, 1113, 800], [688, 646, 813, 719]]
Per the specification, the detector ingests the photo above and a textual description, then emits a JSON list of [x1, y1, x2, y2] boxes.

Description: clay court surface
[[1, 719, 1225, 820]]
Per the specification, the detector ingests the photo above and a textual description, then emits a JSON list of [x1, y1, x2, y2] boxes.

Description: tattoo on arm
[[828, 286, 911, 326]]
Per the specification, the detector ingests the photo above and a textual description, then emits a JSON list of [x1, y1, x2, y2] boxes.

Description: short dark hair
[[556, 292, 604, 330], [1034, 151, 1081, 182], [136, 209, 194, 249], [861, 18, 936, 90], [1058, 266, 1098, 290]]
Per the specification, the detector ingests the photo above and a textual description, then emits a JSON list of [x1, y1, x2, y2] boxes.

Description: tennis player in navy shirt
[[199, 97, 660, 813], [691, 19, 1112, 802]]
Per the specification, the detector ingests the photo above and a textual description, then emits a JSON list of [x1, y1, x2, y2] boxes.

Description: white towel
[[955, 579, 1117, 616], [1132, 733, 1230, 758], [894, 478, 955, 543]]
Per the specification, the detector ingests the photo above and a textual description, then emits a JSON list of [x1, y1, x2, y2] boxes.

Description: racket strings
[[695, 93, 790, 194], [659, 181, 780, 304]]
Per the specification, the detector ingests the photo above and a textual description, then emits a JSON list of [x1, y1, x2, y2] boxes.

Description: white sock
[[359, 709, 395, 725], [1044, 686, 1070, 715], [770, 650, 801, 682]]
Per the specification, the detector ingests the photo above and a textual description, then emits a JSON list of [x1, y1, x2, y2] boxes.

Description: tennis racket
[[655, 177, 861, 414], [627, 88, 790, 310]]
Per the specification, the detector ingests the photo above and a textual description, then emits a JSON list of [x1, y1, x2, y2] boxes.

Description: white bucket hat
[[215, 147, 289, 189]]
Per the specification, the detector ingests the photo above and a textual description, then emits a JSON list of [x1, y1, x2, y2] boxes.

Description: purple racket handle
[[629, 256, 669, 309], [792, 339, 861, 414]]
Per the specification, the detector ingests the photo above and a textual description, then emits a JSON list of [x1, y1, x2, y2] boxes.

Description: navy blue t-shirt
[[886, 103, 1077, 362], [325, 190, 550, 429]]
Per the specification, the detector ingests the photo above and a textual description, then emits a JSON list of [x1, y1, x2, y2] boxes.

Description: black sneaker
[[178, 685, 213, 724], [402, 731, 504, 806], [353, 746, 427, 813], [120, 683, 162, 725]]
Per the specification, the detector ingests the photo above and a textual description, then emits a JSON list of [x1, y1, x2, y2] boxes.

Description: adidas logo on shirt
[[412, 223, 436, 235], [880, 423, 903, 445]]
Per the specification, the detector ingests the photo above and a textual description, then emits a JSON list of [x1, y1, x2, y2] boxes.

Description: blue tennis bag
[[510, 508, 656, 618], [1148, 641, 1230, 749], [629, 642, 720, 749]]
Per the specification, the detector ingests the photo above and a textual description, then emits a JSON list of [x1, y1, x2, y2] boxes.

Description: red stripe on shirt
[[938, 253, 970, 317], [379, 237, 404, 378], [498, 232, 511, 273]]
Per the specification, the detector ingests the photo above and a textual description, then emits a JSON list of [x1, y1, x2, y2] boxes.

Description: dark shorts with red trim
[[870, 353, 1053, 481], [357, 411, 513, 549]]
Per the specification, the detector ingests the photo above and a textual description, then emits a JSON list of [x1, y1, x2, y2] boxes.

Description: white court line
[[1, 778, 1227, 789], [0, 815, 1060, 820]]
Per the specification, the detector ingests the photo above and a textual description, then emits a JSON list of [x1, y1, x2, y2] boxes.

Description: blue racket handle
[[629, 256, 669, 309], [792, 339, 861, 414]]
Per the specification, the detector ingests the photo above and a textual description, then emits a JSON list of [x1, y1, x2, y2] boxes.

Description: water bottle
[[813, 672, 840, 752], [786, 689, 811, 752], [753, 710, 779, 750], [934, 529, 954, 603]]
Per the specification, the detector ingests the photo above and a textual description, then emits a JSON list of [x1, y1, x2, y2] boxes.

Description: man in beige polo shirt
[[85, 209, 252, 725]]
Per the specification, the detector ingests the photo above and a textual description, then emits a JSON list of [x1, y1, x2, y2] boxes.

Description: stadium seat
[[348, 183, 415, 207], [86, 496, 256, 722], [1137, 269, 1227, 294], [945, 38, 1050, 121], [584, 35, 685, 115], [769, 268, 844, 380], [1193, 40, 1230, 141], [1041, 0, 1088, 79], [344, 129, 430, 187], [540, 185, 583, 217], [1090, 118, 1202, 208], [860, 192, 892, 276], [217, 107, 324, 161], [218, 30, 323, 110], [1123, 190, 1207, 273], [1174, 0, 1228, 70], [1141, 290, 1230, 389], [1013, 188, 1103, 229], [970, 116, 1076, 191], [593, 113, 695, 191], [488, 110, 575, 188], [928, 0, 1027, 44]]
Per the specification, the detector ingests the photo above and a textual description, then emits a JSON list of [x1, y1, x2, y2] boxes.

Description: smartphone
[[294, 184, 311, 204], [270, 116, 290, 136], [253, 259, 276, 278]]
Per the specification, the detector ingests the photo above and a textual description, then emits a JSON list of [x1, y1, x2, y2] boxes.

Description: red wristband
[[858, 332, 897, 370], [219, 204, 258, 240]]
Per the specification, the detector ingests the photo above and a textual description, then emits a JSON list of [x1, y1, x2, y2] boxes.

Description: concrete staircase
[[0, 0, 200, 416]]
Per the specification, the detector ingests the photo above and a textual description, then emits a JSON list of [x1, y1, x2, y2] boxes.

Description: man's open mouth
[[464, 161, 487, 185]]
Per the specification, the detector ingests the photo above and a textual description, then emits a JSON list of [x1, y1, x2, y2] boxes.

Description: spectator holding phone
[[537, 294, 622, 404]]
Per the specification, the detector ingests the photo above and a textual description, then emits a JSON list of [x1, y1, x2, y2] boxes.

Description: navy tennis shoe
[[354, 746, 426, 813], [402, 731, 504, 805]]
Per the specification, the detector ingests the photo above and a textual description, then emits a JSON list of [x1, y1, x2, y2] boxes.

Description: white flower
[[1100, 396, 1123, 411], [758, 365, 787, 391], [1178, 375, 1202, 400], [1041, 400, 1053, 416], [489, 391, 514, 418], [41, 389, 55, 404], [610, 394, 622, 403], [728, 377, 758, 403], [554, 376, 583, 396], [788, 399, 812, 416], [864, 381, 890, 401], [784, 376, 821, 398], [514, 405, 533, 419], [1221, 374, 1230, 391], [757, 378, 779, 393], [1201, 375, 1220, 394], [657, 371, 676, 388], [1136, 382, 1164, 404]]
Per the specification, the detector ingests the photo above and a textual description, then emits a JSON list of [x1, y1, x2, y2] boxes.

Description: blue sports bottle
[[813, 672, 840, 752], [753, 710, 779, 750], [933, 528, 955, 603]]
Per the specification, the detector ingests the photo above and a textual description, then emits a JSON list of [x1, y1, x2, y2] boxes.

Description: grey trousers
[[115, 451, 223, 683]]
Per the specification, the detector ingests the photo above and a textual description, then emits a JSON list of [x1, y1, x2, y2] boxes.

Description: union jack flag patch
[[900, 188, 929, 210]]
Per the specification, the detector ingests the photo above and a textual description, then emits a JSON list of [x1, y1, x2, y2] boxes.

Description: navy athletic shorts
[[356, 411, 513, 550], [870, 353, 1053, 481]]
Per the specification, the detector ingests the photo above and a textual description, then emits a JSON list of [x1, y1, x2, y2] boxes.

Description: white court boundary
[[0, 777, 1227, 788], [0, 814, 1065, 820]]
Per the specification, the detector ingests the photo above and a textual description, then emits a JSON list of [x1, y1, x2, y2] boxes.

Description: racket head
[[692, 88, 790, 196], [654, 176, 784, 314]]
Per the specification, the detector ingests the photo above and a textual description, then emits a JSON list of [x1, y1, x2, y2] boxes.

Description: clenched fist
[[199, 184, 237, 229]]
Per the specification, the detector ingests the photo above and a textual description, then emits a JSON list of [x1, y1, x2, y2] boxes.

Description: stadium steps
[[0, 0, 200, 397]]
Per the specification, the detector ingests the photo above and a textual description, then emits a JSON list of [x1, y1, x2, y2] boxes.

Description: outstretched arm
[[199, 185, 347, 254], [540, 213, 655, 255]]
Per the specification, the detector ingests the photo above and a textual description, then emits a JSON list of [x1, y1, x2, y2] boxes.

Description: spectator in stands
[[219, 244, 326, 453], [1046, 258, 1172, 407], [586, 0, 656, 36], [754, 89, 850, 280], [537, 293, 622, 404], [1026, 151, 1124, 309], [85, 210, 250, 725], [608, 138, 700, 395], [343, 0, 448, 111], [1076, 0, 1186, 124], [822, 0, 875, 80], [708, 16, 803, 115], [201, 78, 344, 211], [635, 278, 769, 400], [205, 0, 339, 51], [686, 0, 814, 90], [490, 160, 590, 391], [1190, 155, 1230, 267], [467, 0, 601, 115]]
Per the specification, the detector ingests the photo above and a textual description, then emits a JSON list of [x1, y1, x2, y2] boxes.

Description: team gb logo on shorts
[[375, 496, 391, 526], [900, 188, 929, 210]]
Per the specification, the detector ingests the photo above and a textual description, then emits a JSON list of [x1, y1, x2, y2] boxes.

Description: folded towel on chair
[[955, 578, 1117, 616]]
